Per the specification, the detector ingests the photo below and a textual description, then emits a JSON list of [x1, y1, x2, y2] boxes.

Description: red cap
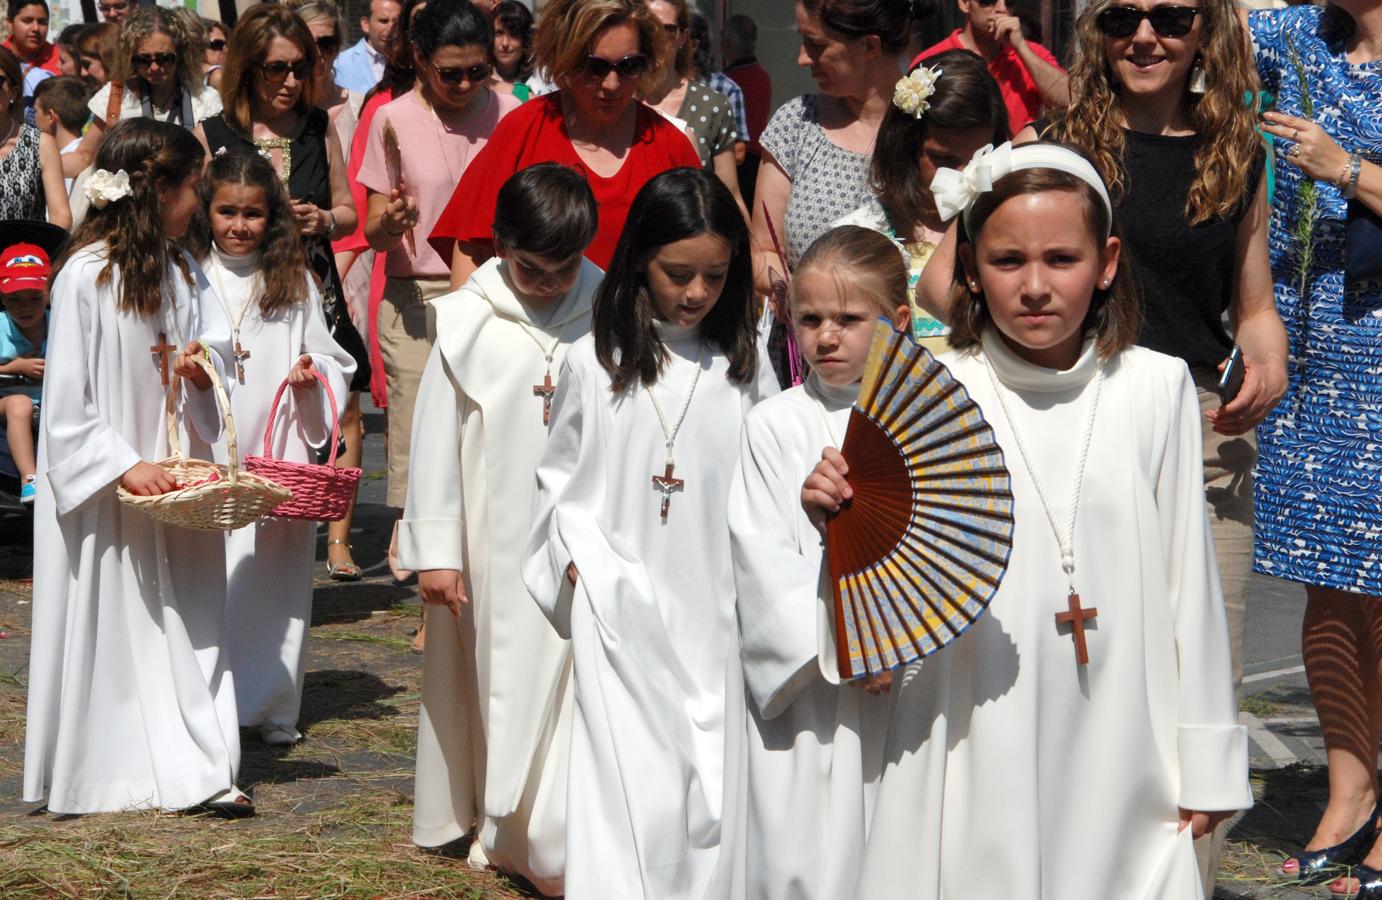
[[0, 244, 51, 296]]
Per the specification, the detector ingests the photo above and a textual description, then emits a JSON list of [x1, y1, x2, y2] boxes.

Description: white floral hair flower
[[892, 65, 942, 119], [84, 168, 132, 209]]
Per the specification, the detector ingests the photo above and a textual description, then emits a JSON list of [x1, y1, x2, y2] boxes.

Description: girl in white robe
[[833, 144, 1251, 899], [399, 164, 602, 896], [189, 151, 355, 748], [715, 227, 912, 900], [523, 168, 778, 900], [23, 119, 247, 816]]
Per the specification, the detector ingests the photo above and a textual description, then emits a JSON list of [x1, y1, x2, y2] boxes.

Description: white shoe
[[259, 724, 303, 747], [466, 833, 490, 871]]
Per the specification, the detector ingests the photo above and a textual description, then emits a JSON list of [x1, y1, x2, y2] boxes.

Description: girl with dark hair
[[523, 167, 777, 900], [23, 118, 251, 818], [837, 49, 1008, 348], [490, 0, 538, 99], [401, 162, 600, 892], [357, 0, 519, 534], [851, 143, 1249, 897], [189, 149, 355, 751]]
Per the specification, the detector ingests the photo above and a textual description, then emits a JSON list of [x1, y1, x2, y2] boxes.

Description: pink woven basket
[[245, 370, 361, 521]]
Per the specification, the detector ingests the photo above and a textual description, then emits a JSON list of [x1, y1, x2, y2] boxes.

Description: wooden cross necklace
[[148, 278, 183, 386], [645, 346, 703, 522], [985, 357, 1104, 666], [207, 251, 256, 384], [513, 321, 562, 426]]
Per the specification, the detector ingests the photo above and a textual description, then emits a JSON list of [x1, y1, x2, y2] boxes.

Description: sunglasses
[[434, 62, 491, 85], [1095, 4, 1201, 38], [132, 52, 177, 69], [315, 35, 341, 54], [260, 59, 312, 82], [207, 38, 226, 52], [582, 53, 649, 80]]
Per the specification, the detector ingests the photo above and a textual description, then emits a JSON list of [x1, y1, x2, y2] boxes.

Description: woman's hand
[[851, 670, 894, 696], [1208, 353, 1288, 435], [381, 186, 420, 238], [172, 341, 211, 390], [419, 569, 467, 617], [1178, 808, 1235, 840], [1259, 112, 1351, 184], [120, 460, 178, 495], [802, 447, 852, 537], [287, 354, 317, 389], [290, 199, 332, 238]]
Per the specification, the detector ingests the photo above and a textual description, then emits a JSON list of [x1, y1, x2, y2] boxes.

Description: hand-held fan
[[382, 122, 416, 256], [826, 321, 1015, 680]]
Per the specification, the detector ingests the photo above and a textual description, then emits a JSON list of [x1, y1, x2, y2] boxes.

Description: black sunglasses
[[207, 38, 227, 52], [132, 52, 177, 69], [434, 62, 491, 85], [314, 35, 341, 54], [1096, 5, 1201, 38], [582, 53, 649, 80], [260, 59, 313, 82]]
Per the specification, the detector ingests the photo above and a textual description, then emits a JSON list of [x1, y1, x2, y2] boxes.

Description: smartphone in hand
[[1217, 346, 1245, 405]]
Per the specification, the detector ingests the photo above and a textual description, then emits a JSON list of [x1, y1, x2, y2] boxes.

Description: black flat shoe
[[194, 787, 255, 819], [1286, 805, 1381, 884]]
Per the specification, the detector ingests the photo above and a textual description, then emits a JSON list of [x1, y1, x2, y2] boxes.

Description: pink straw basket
[[245, 369, 361, 521]]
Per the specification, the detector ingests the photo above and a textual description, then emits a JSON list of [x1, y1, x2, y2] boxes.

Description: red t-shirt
[[429, 92, 700, 270], [914, 31, 1063, 136], [4, 39, 61, 78], [724, 60, 772, 156]]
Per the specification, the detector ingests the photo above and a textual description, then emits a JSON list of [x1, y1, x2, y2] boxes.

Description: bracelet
[[323, 209, 338, 237], [1342, 153, 1363, 200]]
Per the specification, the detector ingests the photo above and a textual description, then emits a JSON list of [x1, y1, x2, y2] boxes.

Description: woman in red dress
[[429, 0, 699, 286]]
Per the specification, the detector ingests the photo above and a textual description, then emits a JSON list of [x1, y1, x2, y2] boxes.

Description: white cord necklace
[[984, 353, 1104, 666], [207, 252, 259, 384], [514, 319, 563, 425], [646, 345, 704, 522]]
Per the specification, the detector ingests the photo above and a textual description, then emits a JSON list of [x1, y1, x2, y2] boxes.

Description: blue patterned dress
[[1249, 5, 1382, 595]]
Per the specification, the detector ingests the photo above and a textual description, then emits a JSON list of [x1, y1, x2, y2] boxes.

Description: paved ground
[[0, 402, 1366, 898]]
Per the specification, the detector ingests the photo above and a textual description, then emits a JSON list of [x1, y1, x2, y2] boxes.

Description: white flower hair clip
[[892, 65, 942, 119], [85, 168, 132, 209]]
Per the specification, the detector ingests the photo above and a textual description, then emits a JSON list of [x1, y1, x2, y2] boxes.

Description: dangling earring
[[1188, 58, 1208, 95]]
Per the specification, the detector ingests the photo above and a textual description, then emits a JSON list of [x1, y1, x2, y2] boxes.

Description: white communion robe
[[853, 331, 1251, 900], [522, 323, 779, 900], [399, 256, 603, 896], [24, 244, 240, 814], [207, 246, 355, 734], [711, 373, 891, 900]]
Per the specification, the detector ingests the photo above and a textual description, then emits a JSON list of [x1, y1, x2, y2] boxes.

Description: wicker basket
[[117, 348, 292, 530], [245, 369, 361, 521]]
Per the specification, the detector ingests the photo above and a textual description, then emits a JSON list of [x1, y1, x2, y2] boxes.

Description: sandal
[[196, 786, 255, 819], [326, 539, 362, 582], [1284, 803, 1381, 884]]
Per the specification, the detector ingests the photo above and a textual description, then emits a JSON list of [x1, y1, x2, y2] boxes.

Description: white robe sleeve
[[40, 268, 142, 515], [184, 261, 233, 450], [521, 355, 588, 640], [1157, 366, 1252, 813], [398, 343, 466, 573], [298, 281, 356, 450], [728, 411, 827, 720]]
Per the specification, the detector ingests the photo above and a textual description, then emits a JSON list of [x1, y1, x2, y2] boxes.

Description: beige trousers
[[378, 276, 450, 509], [1189, 367, 1258, 897]]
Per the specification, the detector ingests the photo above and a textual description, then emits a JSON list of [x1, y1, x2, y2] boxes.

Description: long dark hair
[[184, 150, 310, 317], [55, 118, 204, 316], [493, 0, 534, 81], [594, 168, 757, 393], [412, 0, 490, 58]]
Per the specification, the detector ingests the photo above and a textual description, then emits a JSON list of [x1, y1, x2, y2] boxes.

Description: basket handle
[[164, 343, 240, 485], [261, 367, 342, 466]]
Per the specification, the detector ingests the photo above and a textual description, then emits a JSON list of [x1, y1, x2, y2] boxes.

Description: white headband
[[930, 142, 1114, 237]]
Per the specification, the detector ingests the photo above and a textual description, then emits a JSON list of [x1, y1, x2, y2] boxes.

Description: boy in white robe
[[714, 226, 911, 900], [399, 164, 602, 896]]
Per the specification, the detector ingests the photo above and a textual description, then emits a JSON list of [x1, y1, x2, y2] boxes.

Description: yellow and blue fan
[[826, 320, 1015, 680]]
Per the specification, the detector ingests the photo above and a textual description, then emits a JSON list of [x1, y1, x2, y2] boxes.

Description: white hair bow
[[929, 143, 1010, 224]]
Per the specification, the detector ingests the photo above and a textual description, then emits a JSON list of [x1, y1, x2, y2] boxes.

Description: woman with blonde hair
[[66, 5, 222, 178], [429, 0, 701, 284]]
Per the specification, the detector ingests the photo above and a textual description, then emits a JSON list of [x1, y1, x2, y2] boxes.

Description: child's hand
[[120, 460, 178, 496], [287, 355, 317, 389], [382, 187, 420, 237], [851, 670, 893, 696], [172, 342, 211, 390], [566, 562, 579, 586], [801, 447, 852, 536], [11, 357, 43, 380], [419, 569, 467, 617], [1177, 808, 1235, 839]]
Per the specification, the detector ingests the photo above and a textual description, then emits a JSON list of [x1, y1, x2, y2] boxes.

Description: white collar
[[980, 327, 1098, 394], [805, 371, 860, 410]]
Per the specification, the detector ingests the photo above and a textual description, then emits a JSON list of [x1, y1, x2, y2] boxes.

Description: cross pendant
[[650, 462, 685, 522], [233, 339, 251, 384], [150, 331, 177, 386], [1054, 591, 1098, 666], [532, 372, 556, 425]]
